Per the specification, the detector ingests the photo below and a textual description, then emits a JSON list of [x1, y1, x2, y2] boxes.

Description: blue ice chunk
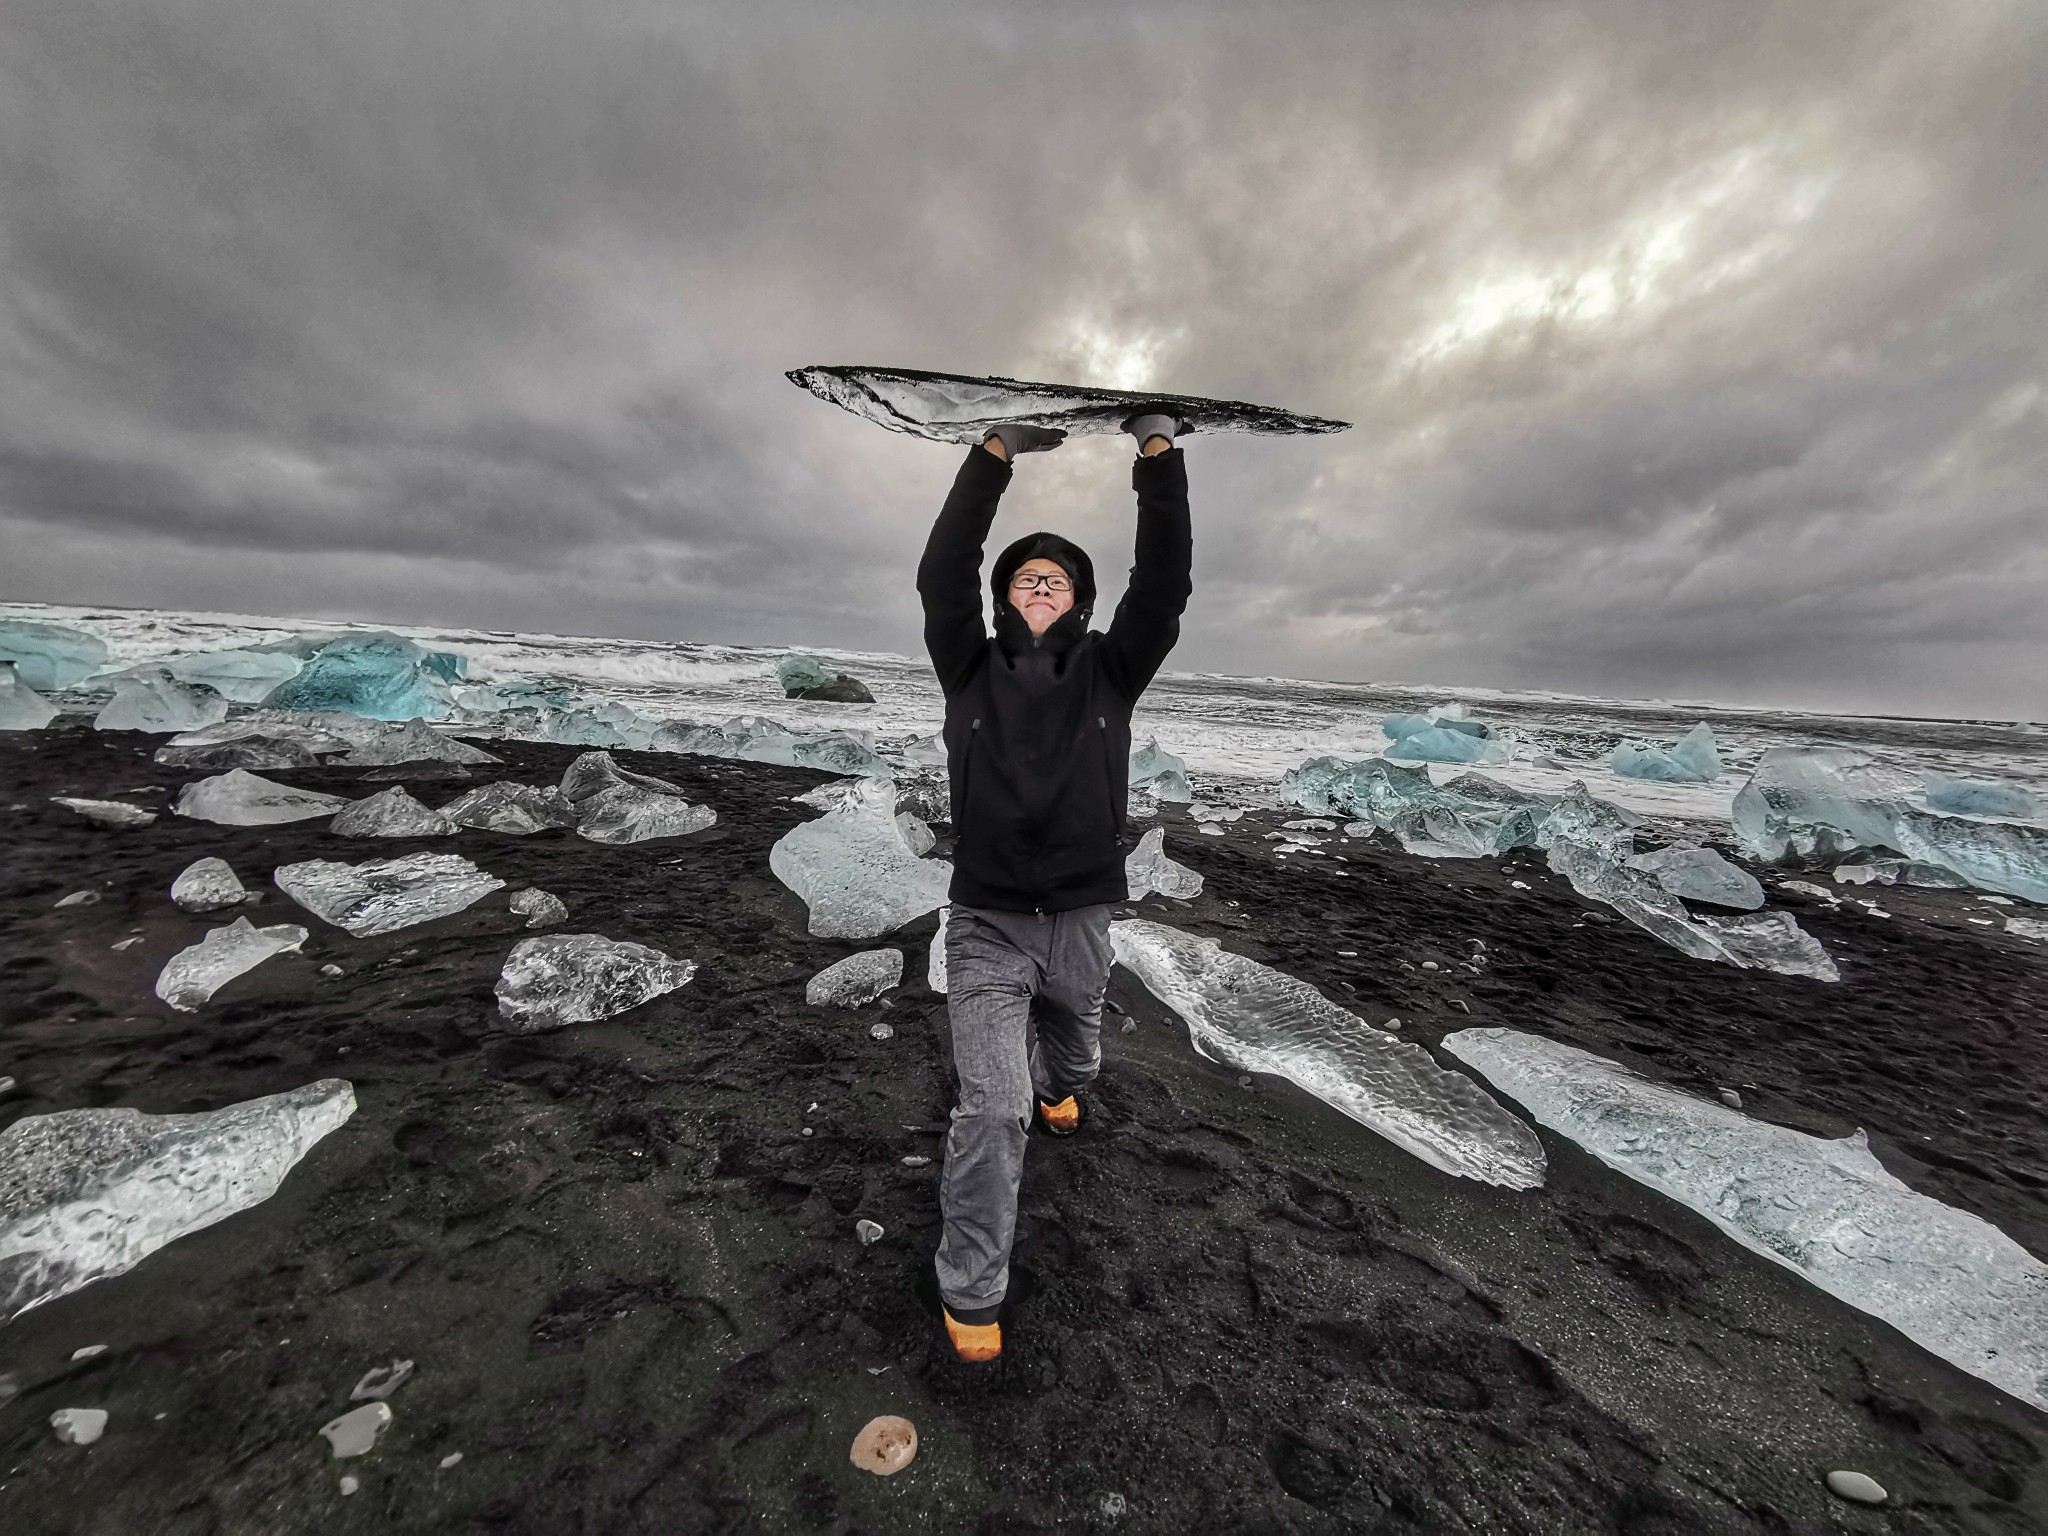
[[0, 620, 109, 691], [1384, 725, 1509, 766], [1610, 722, 1722, 783], [0, 664, 59, 731], [776, 655, 838, 693], [1381, 714, 1433, 740], [262, 633, 465, 721], [93, 671, 230, 733], [1129, 738, 1192, 801], [1922, 774, 2039, 820]]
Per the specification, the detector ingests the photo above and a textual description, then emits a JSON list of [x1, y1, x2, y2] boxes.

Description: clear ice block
[[155, 917, 309, 1010], [274, 853, 505, 937], [175, 770, 350, 826], [1623, 846, 1765, 910], [1125, 827, 1203, 900], [805, 948, 905, 1007], [170, 856, 253, 913], [439, 782, 580, 834], [262, 632, 464, 721], [1610, 723, 1723, 783], [329, 786, 459, 838], [557, 751, 715, 844], [0, 664, 59, 732], [165, 647, 304, 704], [769, 778, 952, 939], [0, 620, 109, 691], [92, 671, 229, 734], [494, 934, 697, 1032]]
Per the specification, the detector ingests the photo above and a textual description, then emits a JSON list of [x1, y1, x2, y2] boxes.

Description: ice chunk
[[806, 948, 904, 1007], [1129, 739, 1192, 802], [1624, 847, 1765, 910], [1110, 921, 1544, 1188], [557, 750, 715, 844], [155, 917, 309, 1010], [1922, 773, 2039, 820], [175, 770, 349, 826], [1833, 857, 1972, 889], [167, 709, 379, 754], [777, 655, 837, 693], [164, 647, 304, 704], [1285, 756, 1546, 861], [896, 812, 936, 855], [494, 934, 697, 1032], [1125, 827, 1203, 900], [1381, 713, 1434, 741], [92, 671, 229, 734], [274, 853, 505, 937], [1610, 723, 1722, 783], [0, 664, 60, 731], [1541, 785, 1838, 980], [0, 620, 109, 691], [1188, 802, 1243, 823], [928, 907, 949, 993], [1384, 725, 1511, 766], [262, 632, 463, 721], [2006, 915, 2048, 942], [787, 363, 1350, 443], [170, 857, 253, 912], [1441, 1028, 2048, 1413], [337, 719, 500, 767], [770, 778, 952, 938], [899, 732, 949, 767], [154, 735, 333, 770], [52, 797, 157, 829], [653, 714, 893, 777], [1733, 747, 2048, 903], [440, 782, 579, 834], [329, 786, 458, 838], [510, 888, 567, 929], [0, 1078, 354, 1324]]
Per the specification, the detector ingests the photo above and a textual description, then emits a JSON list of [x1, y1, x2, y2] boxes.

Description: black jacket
[[918, 443, 1193, 912]]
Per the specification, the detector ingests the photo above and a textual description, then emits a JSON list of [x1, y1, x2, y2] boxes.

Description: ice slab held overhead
[[771, 777, 952, 939], [787, 364, 1350, 444], [0, 1079, 355, 1325], [1110, 920, 1545, 1189], [275, 853, 505, 937], [1733, 747, 2048, 904], [93, 671, 229, 734], [806, 948, 904, 1007], [1125, 827, 1203, 900], [495, 934, 697, 1032], [0, 663, 59, 731], [1610, 723, 1723, 784], [1442, 1028, 2048, 1413], [156, 917, 309, 1010], [0, 619, 109, 691], [263, 632, 465, 721]]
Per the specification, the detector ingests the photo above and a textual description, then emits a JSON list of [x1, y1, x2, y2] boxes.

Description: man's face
[[1009, 558, 1075, 637]]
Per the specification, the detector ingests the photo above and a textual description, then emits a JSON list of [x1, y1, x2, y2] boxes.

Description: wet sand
[[1, 723, 2043, 1532]]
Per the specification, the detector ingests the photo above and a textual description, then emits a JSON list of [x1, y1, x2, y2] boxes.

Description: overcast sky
[[2, 1, 2043, 719]]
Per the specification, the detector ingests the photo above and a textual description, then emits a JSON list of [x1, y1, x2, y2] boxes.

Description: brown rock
[[849, 1414, 917, 1475]]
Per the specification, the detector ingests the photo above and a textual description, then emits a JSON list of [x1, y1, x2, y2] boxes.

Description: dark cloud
[[0, 0, 2043, 719]]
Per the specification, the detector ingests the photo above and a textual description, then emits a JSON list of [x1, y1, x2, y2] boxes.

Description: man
[[917, 408, 1192, 1364]]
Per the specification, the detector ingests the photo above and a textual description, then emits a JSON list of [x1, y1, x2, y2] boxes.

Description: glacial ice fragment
[[337, 719, 500, 767], [262, 632, 464, 721], [329, 786, 458, 838], [897, 812, 936, 855], [93, 671, 229, 734], [2006, 916, 2048, 942], [1441, 1027, 2048, 1413], [777, 655, 837, 693], [510, 888, 567, 929], [0, 664, 60, 731], [154, 735, 332, 770], [440, 782, 579, 834], [1833, 858, 1972, 889], [52, 797, 157, 829], [787, 364, 1350, 443], [171, 857, 253, 912], [1610, 723, 1722, 783], [1384, 725, 1511, 766], [806, 949, 905, 1007], [1623, 847, 1765, 910], [653, 714, 892, 777], [1733, 747, 2048, 903], [1129, 739, 1192, 802], [0, 620, 109, 691], [50, 1408, 107, 1445], [770, 778, 952, 939], [0, 1078, 353, 1323], [557, 751, 716, 844], [274, 853, 505, 937], [1381, 713, 1434, 741], [164, 647, 304, 704], [168, 710, 382, 754], [1189, 802, 1243, 823], [1110, 920, 1545, 1188], [155, 917, 309, 1011], [1125, 828, 1203, 900], [320, 1402, 391, 1459], [1922, 773, 2039, 820], [175, 770, 349, 826], [494, 934, 697, 1032]]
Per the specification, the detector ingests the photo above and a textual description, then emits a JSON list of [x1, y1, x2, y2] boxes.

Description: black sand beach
[[2, 724, 2043, 1532]]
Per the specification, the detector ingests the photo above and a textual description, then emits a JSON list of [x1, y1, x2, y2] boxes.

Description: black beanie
[[991, 531, 1097, 616]]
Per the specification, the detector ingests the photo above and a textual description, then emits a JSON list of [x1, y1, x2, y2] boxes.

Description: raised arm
[[1099, 445, 1193, 701], [917, 444, 1012, 697]]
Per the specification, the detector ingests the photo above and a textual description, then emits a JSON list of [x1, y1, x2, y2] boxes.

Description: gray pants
[[934, 901, 1114, 1316]]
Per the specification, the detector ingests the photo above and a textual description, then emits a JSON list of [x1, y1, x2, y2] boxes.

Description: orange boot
[[1036, 1094, 1083, 1136], [942, 1306, 1002, 1363]]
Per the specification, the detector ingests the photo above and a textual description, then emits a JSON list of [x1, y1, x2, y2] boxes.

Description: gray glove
[[983, 423, 1067, 459], [1121, 409, 1183, 450]]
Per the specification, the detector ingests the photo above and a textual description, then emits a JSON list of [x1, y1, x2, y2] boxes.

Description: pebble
[[340, 1475, 359, 1496], [1420, 961, 1439, 971], [1382, 1018, 1402, 1031], [900, 1155, 931, 1168], [800, 1127, 814, 1137], [849, 1415, 918, 1475], [319, 1401, 392, 1459], [1825, 1470, 1887, 1505], [110, 936, 144, 950], [1120, 1019, 1136, 1032], [55, 891, 101, 908], [855, 1219, 884, 1245], [1237, 1075, 1253, 1088], [1337, 949, 1357, 957], [70, 1345, 107, 1362], [439, 1452, 463, 1469], [50, 1408, 107, 1445], [350, 1360, 414, 1401], [1510, 880, 1530, 890], [1717, 1089, 1743, 1109], [1101, 1491, 1128, 1518], [320, 964, 344, 978], [0, 1075, 15, 1097], [869, 1021, 895, 1041]]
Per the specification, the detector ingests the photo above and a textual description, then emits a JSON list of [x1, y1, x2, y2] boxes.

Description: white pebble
[[1420, 961, 1439, 971], [855, 1218, 884, 1245], [69, 1345, 107, 1361], [869, 1021, 895, 1041], [900, 1155, 931, 1168], [1511, 880, 1530, 890], [320, 963, 344, 977], [1825, 1470, 1887, 1505], [340, 1475, 359, 1495], [1717, 1089, 1742, 1110], [439, 1452, 463, 1469], [319, 1401, 392, 1459], [50, 1407, 107, 1445]]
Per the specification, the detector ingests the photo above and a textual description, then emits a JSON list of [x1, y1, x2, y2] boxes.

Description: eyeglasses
[[1009, 571, 1072, 593]]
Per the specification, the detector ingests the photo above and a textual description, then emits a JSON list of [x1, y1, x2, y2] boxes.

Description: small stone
[[350, 1359, 414, 1401], [801, 1126, 814, 1137], [1383, 1018, 1402, 1031], [901, 1155, 931, 1168], [1336, 948, 1357, 957], [1101, 1491, 1128, 1518], [509, 888, 568, 930], [340, 1475, 359, 1495], [319, 1401, 392, 1459], [439, 1452, 463, 1469], [869, 1020, 895, 1041], [55, 890, 101, 908], [1420, 960, 1439, 971], [0, 1075, 16, 1097], [110, 936, 144, 950], [70, 1345, 107, 1361], [1121, 1019, 1136, 1033], [855, 1219, 884, 1245], [1511, 880, 1530, 890], [1825, 1470, 1887, 1506], [1237, 1074, 1253, 1088], [849, 1414, 918, 1475], [320, 963, 344, 977], [1717, 1088, 1743, 1109], [52, 797, 157, 829], [51, 1407, 107, 1445]]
